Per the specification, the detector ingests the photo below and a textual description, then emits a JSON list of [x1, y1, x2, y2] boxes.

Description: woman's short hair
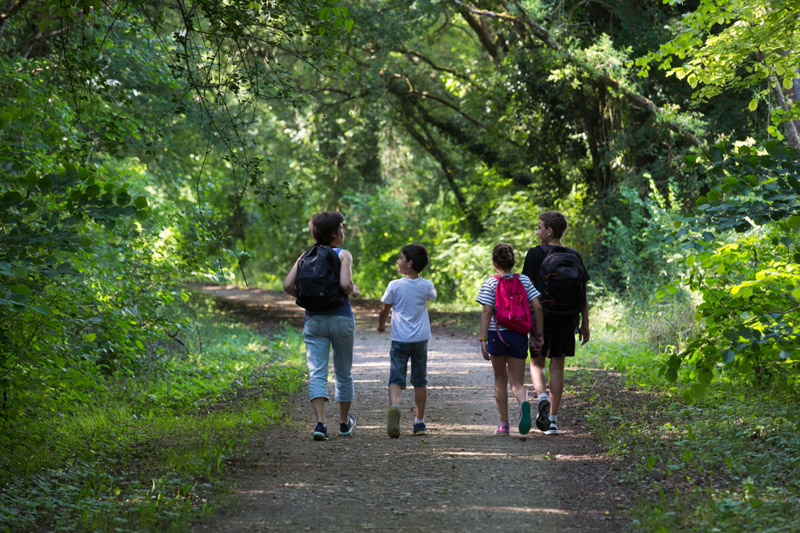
[[492, 243, 515, 270], [311, 211, 344, 245]]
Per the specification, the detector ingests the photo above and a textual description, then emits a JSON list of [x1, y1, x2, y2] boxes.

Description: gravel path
[[199, 286, 629, 532]]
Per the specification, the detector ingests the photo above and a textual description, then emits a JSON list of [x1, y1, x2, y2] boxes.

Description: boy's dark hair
[[402, 244, 429, 273], [492, 243, 515, 270], [540, 210, 568, 239], [311, 211, 344, 245]]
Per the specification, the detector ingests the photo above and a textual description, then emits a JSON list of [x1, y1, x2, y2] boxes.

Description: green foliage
[[0, 302, 305, 531], [585, 372, 800, 532], [637, 0, 799, 137], [659, 142, 800, 392], [598, 177, 685, 295]]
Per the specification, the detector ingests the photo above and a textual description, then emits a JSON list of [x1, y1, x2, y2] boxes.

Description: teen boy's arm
[[579, 296, 590, 345]]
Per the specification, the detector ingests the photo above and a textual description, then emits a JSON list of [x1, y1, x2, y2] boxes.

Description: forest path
[[198, 286, 629, 532]]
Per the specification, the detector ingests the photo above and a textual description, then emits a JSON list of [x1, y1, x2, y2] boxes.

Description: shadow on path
[[197, 285, 629, 532]]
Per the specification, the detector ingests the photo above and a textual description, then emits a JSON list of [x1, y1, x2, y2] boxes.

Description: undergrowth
[[577, 296, 800, 532], [0, 294, 305, 532]]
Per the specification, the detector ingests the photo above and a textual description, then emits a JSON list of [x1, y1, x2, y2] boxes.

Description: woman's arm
[[338, 250, 360, 297], [282, 256, 302, 297]]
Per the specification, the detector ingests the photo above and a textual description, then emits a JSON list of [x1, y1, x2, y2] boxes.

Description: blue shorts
[[488, 329, 528, 360], [389, 340, 428, 389]]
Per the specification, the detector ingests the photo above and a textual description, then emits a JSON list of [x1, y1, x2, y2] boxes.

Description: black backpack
[[539, 245, 587, 315], [294, 245, 348, 311]]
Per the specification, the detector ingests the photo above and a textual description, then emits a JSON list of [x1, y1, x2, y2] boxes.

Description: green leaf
[[783, 77, 795, 90], [85, 333, 97, 342], [690, 383, 706, 399], [722, 349, 735, 363], [698, 366, 713, 384], [344, 18, 354, 33], [11, 284, 32, 298], [666, 367, 678, 382], [134, 196, 148, 209], [31, 305, 51, 315], [748, 98, 758, 111], [792, 288, 800, 300]]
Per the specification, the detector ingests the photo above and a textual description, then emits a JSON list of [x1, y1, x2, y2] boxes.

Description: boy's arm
[[377, 303, 392, 333], [579, 296, 590, 345]]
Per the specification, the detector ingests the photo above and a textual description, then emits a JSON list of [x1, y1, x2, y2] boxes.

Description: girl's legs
[[490, 355, 510, 421], [507, 357, 527, 407]]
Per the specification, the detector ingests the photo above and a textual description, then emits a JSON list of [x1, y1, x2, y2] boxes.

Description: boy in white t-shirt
[[378, 244, 437, 438]]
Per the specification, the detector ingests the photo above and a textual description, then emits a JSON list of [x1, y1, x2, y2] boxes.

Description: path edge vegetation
[[2, 0, 799, 530]]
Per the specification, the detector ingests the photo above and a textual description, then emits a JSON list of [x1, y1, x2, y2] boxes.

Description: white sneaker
[[545, 419, 559, 435]]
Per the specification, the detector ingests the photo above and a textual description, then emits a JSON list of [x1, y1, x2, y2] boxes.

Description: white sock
[[550, 414, 558, 423], [414, 418, 424, 424], [539, 393, 549, 402]]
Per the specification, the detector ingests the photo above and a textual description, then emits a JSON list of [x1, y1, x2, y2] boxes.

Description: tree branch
[[451, 0, 708, 154]]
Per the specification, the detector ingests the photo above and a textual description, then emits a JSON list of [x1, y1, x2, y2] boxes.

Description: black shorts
[[532, 314, 579, 358]]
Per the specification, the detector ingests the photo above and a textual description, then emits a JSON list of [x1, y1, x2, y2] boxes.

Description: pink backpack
[[493, 274, 532, 334]]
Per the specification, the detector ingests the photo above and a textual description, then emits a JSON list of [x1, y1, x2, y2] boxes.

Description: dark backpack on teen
[[493, 274, 532, 334], [294, 245, 348, 311], [539, 245, 586, 315]]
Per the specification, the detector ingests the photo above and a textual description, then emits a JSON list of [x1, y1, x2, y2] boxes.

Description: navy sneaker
[[312, 422, 328, 441], [339, 414, 356, 436], [413, 421, 426, 436], [536, 397, 551, 432]]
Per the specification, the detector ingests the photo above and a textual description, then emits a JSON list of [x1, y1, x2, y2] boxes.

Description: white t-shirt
[[475, 274, 540, 331], [381, 277, 437, 342]]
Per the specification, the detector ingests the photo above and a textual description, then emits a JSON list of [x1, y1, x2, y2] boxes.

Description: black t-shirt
[[522, 244, 589, 332]]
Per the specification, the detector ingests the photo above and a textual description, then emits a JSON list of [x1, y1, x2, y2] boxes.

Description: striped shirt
[[476, 274, 540, 331]]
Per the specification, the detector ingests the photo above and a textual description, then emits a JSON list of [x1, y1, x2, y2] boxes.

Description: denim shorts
[[487, 329, 528, 360], [389, 340, 428, 389]]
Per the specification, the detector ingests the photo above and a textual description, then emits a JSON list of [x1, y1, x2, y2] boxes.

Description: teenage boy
[[377, 244, 437, 438], [522, 211, 590, 436]]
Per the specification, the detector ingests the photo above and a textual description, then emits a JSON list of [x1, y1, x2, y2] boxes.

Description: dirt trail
[[199, 286, 629, 532]]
